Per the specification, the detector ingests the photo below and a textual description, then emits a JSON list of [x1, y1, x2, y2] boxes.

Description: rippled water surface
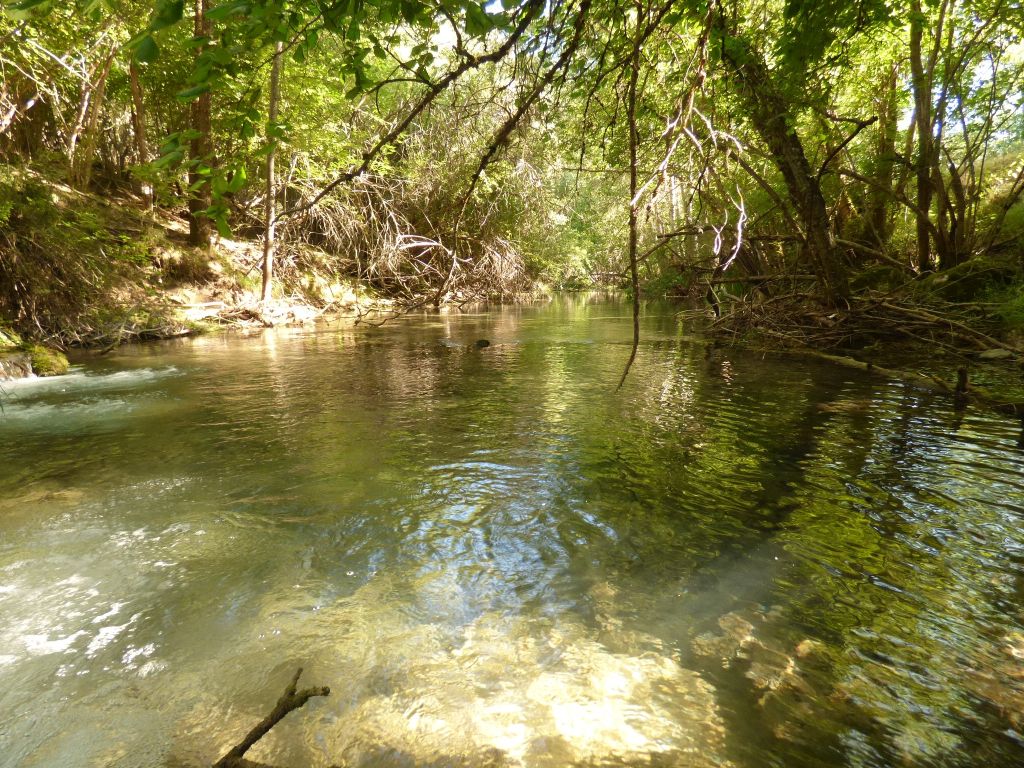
[[2, 294, 1024, 768]]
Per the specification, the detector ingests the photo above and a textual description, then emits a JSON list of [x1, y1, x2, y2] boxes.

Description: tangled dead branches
[[712, 289, 1021, 358], [277, 173, 532, 307]]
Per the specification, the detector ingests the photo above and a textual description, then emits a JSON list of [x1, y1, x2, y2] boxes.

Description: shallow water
[[2, 294, 1024, 768]]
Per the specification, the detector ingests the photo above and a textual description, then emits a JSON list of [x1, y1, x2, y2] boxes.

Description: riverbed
[[2, 294, 1023, 767]]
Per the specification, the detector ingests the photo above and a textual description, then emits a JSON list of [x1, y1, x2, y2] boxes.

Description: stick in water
[[213, 667, 330, 768]]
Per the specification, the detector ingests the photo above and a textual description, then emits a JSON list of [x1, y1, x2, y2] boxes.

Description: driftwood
[[799, 350, 1024, 417], [213, 668, 330, 768]]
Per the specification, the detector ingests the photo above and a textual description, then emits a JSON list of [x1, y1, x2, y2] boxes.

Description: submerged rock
[[327, 611, 732, 768], [439, 338, 493, 351]]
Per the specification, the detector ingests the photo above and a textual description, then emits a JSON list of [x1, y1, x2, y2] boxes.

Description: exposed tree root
[[213, 668, 330, 768]]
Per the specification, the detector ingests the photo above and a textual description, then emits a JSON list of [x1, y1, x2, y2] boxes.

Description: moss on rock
[[27, 344, 69, 376], [0, 326, 22, 349]]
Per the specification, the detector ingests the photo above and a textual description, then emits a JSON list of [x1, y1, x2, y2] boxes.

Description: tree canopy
[[2, 0, 1023, 339]]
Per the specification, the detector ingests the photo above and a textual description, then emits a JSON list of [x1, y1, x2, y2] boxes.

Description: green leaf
[[206, 1, 249, 21], [465, 4, 492, 37], [177, 83, 211, 100], [226, 166, 247, 193], [399, 0, 419, 24], [153, 149, 184, 169], [133, 35, 160, 63], [214, 215, 233, 239], [150, 0, 184, 32], [9, 0, 51, 12]]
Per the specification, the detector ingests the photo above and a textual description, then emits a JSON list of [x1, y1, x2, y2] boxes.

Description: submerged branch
[[796, 351, 1024, 417], [213, 668, 330, 768]]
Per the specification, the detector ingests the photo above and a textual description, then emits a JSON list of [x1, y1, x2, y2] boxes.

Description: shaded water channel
[[2, 294, 1024, 768]]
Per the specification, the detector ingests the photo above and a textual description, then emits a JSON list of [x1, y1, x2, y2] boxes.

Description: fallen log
[[213, 668, 330, 768]]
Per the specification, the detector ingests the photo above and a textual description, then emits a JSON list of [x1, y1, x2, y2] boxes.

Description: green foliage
[[981, 277, 1024, 330], [0, 326, 23, 348], [0, 166, 161, 339], [3, 0, 1024, 325], [991, 286, 1024, 330], [776, 0, 893, 80]]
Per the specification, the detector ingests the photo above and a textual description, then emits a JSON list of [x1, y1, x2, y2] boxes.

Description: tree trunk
[[864, 64, 898, 248], [188, 0, 213, 248], [66, 64, 97, 165], [128, 57, 152, 208], [712, 19, 849, 304], [70, 47, 115, 190], [909, 0, 934, 272], [261, 41, 284, 303]]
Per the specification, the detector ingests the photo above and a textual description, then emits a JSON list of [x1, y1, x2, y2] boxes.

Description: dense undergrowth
[[0, 163, 380, 347]]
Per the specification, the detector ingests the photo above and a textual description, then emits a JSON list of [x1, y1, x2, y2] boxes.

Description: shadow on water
[[2, 294, 1024, 767]]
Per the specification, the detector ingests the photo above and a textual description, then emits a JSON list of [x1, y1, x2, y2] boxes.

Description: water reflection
[[1, 294, 1023, 767]]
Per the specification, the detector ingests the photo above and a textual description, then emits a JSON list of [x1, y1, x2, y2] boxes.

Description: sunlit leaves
[[464, 2, 494, 36], [177, 82, 211, 99], [774, 0, 894, 81], [6, 0, 52, 14]]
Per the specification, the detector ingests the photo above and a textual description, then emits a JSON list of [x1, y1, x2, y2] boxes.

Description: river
[[1, 294, 1023, 767]]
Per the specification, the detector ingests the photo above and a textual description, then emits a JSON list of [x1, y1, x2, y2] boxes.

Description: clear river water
[[2, 294, 1024, 768]]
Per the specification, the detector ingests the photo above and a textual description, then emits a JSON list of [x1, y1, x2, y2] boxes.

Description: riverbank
[[3, 164, 1022, 393], [0, 166, 389, 360]]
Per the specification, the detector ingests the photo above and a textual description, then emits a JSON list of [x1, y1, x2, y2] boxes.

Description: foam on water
[[1, 365, 181, 395]]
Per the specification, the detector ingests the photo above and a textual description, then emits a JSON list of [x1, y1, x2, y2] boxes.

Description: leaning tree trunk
[[66, 61, 99, 166], [261, 41, 284, 303], [188, 0, 213, 248], [712, 19, 849, 304], [69, 46, 115, 190]]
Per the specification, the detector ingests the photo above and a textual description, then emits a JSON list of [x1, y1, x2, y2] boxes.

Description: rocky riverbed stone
[[0, 350, 34, 380]]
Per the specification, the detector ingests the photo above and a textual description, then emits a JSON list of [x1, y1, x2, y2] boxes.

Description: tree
[[261, 40, 283, 302], [187, 0, 213, 248]]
